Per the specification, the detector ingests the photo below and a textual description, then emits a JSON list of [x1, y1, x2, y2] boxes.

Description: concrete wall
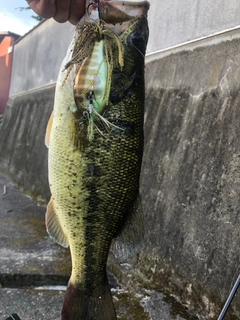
[[10, 19, 74, 96], [10, 0, 240, 94], [147, 0, 240, 52], [0, 86, 54, 202], [139, 30, 240, 318]]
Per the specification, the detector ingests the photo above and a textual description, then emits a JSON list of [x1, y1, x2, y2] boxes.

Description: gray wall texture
[[10, 0, 240, 95], [138, 31, 240, 319], [0, 86, 54, 202], [147, 0, 240, 52], [1, 3, 240, 319], [10, 19, 74, 96]]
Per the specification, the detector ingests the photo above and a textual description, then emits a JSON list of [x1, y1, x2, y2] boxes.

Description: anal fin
[[112, 195, 144, 262], [46, 196, 69, 248]]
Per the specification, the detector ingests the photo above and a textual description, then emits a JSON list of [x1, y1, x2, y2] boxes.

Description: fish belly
[[46, 4, 149, 319]]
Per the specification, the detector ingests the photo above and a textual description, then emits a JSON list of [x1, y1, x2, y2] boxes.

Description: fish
[[45, 0, 149, 319]]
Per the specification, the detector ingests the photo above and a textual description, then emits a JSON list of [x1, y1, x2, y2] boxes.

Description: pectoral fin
[[45, 111, 54, 148], [112, 195, 144, 261], [69, 108, 88, 152], [46, 196, 69, 248]]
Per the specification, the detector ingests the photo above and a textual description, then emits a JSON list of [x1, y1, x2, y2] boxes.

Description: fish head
[[107, 16, 149, 105], [77, 0, 150, 36], [121, 16, 149, 63], [125, 16, 149, 56]]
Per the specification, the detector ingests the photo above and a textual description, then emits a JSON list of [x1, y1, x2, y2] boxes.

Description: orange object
[[0, 32, 20, 114]]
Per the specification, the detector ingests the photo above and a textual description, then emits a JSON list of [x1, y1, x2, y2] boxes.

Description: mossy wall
[[137, 35, 240, 319]]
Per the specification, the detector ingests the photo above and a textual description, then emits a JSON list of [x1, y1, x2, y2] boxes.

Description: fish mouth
[[86, 0, 150, 25]]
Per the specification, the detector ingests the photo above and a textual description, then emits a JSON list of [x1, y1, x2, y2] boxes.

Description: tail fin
[[61, 282, 117, 320]]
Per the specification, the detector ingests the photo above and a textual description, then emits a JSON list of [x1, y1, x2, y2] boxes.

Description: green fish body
[[45, 3, 149, 319]]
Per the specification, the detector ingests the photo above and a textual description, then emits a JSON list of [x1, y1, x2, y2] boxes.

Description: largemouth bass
[[45, 1, 149, 319]]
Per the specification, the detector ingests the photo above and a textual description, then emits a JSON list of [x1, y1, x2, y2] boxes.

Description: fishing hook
[[87, 0, 100, 17], [87, 0, 105, 24]]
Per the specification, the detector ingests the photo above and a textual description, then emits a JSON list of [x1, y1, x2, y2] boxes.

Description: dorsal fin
[[46, 196, 69, 248]]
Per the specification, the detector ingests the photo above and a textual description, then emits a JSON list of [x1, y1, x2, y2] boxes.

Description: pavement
[[0, 173, 71, 320], [0, 173, 203, 320]]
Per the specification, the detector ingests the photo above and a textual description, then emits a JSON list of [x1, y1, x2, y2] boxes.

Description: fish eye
[[129, 32, 146, 53], [131, 32, 143, 46]]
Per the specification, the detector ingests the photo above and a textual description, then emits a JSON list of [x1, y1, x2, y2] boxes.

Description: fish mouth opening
[[85, 0, 150, 30]]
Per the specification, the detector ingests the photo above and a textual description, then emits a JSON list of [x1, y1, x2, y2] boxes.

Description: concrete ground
[[0, 174, 202, 320], [0, 173, 70, 320]]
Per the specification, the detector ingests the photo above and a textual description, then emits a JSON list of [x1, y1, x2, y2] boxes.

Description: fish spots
[[86, 163, 101, 177], [111, 119, 135, 137], [47, 15, 148, 311], [109, 70, 136, 104]]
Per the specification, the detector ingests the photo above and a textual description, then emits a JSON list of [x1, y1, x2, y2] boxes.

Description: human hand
[[27, 0, 85, 25]]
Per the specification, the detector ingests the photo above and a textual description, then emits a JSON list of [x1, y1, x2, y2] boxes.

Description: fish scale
[[45, 5, 149, 319]]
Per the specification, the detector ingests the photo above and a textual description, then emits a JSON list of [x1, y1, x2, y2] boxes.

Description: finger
[[27, 0, 56, 19], [68, 0, 85, 25], [53, 0, 71, 23]]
